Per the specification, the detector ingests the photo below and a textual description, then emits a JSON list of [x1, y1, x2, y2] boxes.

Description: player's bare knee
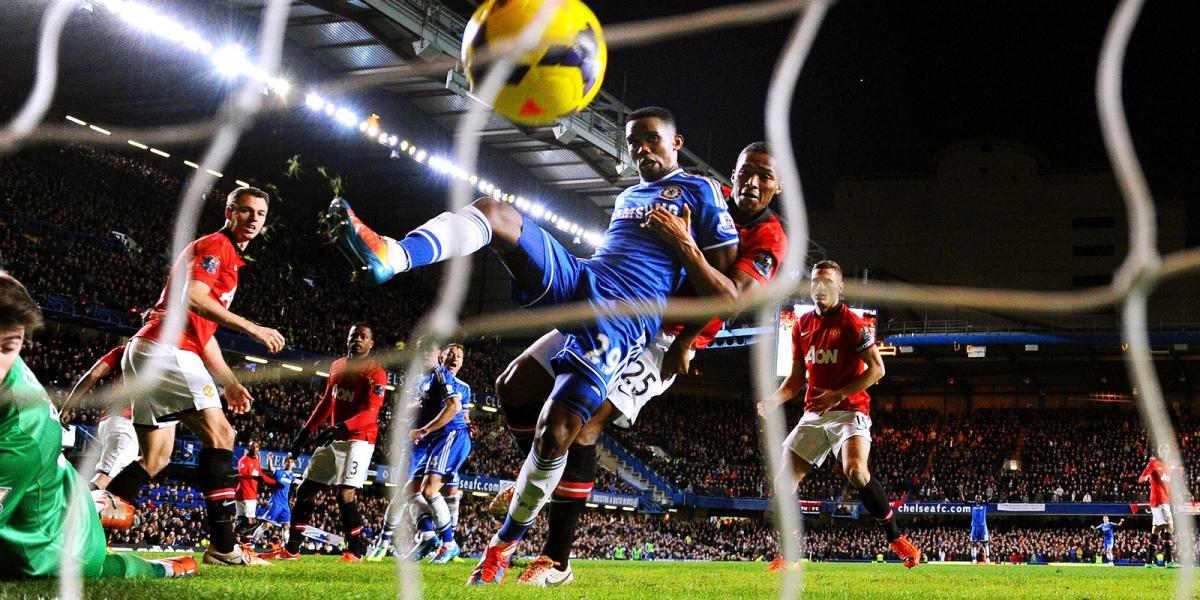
[[420, 479, 441, 499], [143, 454, 170, 476], [846, 465, 871, 489]]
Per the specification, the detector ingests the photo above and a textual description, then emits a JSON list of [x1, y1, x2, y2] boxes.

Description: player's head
[[810, 260, 844, 311], [249, 439, 261, 453], [1103, 515, 1110, 523], [347, 322, 375, 358], [224, 186, 270, 244], [440, 342, 465, 375], [284, 456, 295, 470], [731, 142, 780, 217], [974, 494, 983, 503], [625, 106, 682, 182], [0, 271, 42, 377], [414, 334, 441, 368]]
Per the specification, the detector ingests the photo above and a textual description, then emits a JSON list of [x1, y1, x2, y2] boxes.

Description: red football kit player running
[[511, 143, 790, 586], [60, 344, 136, 491], [104, 187, 285, 568], [235, 440, 276, 539], [262, 323, 386, 563], [1139, 454, 1177, 567], [759, 260, 920, 571]]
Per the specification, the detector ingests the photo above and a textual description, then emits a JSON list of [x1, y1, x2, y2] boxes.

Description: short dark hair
[[741, 141, 772, 156], [442, 342, 465, 355], [0, 271, 43, 331], [813, 260, 841, 274], [226, 186, 270, 209], [350, 322, 375, 339], [626, 106, 675, 128]]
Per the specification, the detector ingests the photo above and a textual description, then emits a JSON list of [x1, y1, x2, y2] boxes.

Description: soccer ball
[[461, 0, 607, 125]]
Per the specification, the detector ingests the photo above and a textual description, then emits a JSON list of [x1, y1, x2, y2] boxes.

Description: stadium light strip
[[84, 0, 604, 247]]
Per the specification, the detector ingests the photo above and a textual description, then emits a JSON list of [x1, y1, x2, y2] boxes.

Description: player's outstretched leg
[[322, 196, 519, 285], [517, 442, 596, 586]]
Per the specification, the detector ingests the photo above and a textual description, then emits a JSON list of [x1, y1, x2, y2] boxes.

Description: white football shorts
[[236, 499, 258, 518], [304, 439, 375, 489], [1151, 503, 1173, 528], [94, 414, 139, 476], [783, 410, 872, 468], [122, 337, 221, 429]]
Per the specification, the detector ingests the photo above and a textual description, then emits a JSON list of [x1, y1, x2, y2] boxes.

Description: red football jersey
[[137, 230, 245, 356], [662, 210, 788, 349], [236, 454, 275, 501], [792, 303, 876, 415], [302, 357, 388, 444], [96, 344, 131, 420], [1139, 458, 1171, 506]]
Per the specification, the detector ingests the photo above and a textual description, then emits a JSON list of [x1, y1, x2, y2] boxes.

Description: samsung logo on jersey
[[612, 202, 679, 221], [806, 347, 838, 364]]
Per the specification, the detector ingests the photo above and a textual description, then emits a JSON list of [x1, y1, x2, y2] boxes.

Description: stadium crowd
[[9, 145, 1200, 566], [801, 523, 1193, 565]]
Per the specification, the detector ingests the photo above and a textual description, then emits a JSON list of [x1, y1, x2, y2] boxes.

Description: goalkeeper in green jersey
[[0, 271, 195, 579]]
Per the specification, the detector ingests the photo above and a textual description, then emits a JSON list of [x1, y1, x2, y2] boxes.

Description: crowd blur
[[802, 522, 1196, 565]]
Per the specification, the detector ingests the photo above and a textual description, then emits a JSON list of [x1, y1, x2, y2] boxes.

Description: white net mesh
[[1, 0, 1193, 598]]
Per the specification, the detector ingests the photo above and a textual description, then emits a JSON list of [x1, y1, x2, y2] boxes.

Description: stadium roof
[[221, 0, 730, 211]]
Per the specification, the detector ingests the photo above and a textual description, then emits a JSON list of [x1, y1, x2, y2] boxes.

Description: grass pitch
[[0, 555, 1183, 599]]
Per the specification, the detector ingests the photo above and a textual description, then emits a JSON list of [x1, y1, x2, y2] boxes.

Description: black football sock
[[855, 477, 902, 542], [197, 448, 238, 554], [1162, 532, 1174, 563], [542, 443, 598, 568], [1147, 533, 1158, 565], [338, 497, 367, 557], [106, 461, 152, 503], [286, 481, 322, 555]]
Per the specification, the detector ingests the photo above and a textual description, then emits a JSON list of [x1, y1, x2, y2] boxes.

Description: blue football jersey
[[591, 169, 738, 299], [270, 469, 296, 506], [414, 365, 468, 435], [970, 504, 988, 528], [1098, 522, 1116, 542]]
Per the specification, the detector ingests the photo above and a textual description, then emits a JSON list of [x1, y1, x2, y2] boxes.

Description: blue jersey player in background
[[1093, 516, 1124, 563], [369, 338, 471, 563], [254, 455, 299, 546], [963, 490, 989, 564], [326, 106, 738, 584]]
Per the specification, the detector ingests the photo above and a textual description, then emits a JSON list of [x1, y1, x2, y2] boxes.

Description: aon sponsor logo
[[805, 347, 838, 364]]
